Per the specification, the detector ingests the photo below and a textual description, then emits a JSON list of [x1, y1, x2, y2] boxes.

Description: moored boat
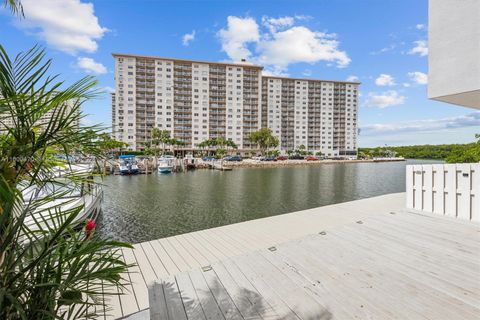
[[118, 155, 139, 175], [22, 164, 103, 237], [157, 160, 173, 174]]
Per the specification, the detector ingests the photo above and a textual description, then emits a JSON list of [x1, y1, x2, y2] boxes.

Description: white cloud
[[408, 71, 428, 85], [364, 90, 405, 108], [375, 74, 396, 86], [346, 75, 359, 82], [76, 57, 107, 74], [415, 24, 427, 30], [257, 26, 350, 74], [218, 16, 260, 61], [16, 0, 107, 54], [182, 30, 196, 46], [261, 16, 295, 33], [218, 16, 350, 75], [361, 112, 480, 135], [408, 40, 428, 56]]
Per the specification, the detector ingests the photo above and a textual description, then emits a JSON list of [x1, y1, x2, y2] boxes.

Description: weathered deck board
[[147, 216, 480, 319], [104, 193, 480, 319]]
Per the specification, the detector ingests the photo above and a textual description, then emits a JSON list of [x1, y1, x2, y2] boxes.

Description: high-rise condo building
[[261, 76, 358, 157], [0, 96, 79, 132], [112, 53, 359, 158]]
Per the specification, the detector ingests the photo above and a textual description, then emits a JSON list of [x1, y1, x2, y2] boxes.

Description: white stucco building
[[428, 0, 480, 109]]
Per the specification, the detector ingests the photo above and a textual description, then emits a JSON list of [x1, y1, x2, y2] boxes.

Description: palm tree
[[0, 45, 131, 319], [2, 0, 23, 16]]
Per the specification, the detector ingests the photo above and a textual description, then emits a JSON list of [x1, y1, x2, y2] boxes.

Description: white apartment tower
[[261, 77, 358, 157], [112, 53, 359, 157], [113, 54, 262, 151]]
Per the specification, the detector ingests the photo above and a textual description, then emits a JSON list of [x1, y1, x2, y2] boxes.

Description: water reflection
[[97, 159, 441, 243]]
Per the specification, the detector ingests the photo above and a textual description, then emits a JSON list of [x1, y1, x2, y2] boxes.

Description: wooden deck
[[100, 193, 480, 319]]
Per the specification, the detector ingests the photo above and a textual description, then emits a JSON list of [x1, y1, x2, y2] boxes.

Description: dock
[[101, 193, 480, 319]]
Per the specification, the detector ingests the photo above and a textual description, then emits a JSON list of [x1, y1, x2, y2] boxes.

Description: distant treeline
[[359, 141, 480, 163]]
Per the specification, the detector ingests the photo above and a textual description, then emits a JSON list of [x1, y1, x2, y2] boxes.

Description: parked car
[[288, 154, 304, 160], [251, 156, 263, 160], [202, 156, 216, 161], [276, 155, 288, 161], [305, 155, 318, 161], [224, 155, 242, 162], [262, 156, 277, 161]]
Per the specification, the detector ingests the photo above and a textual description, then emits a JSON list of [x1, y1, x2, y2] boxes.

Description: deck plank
[[210, 262, 264, 320], [335, 223, 480, 293], [175, 272, 207, 320], [230, 255, 300, 320], [219, 259, 280, 320], [148, 280, 169, 320], [323, 229, 480, 318], [122, 248, 149, 311], [201, 267, 244, 320], [118, 249, 140, 316], [162, 276, 188, 320], [188, 268, 225, 319], [139, 241, 169, 279], [148, 239, 180, 275]]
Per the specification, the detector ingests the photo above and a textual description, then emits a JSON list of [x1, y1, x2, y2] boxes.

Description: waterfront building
[[261, 76, 358, 158], [112, 53, 359, 157], [428, 0, 479, 109], [0, 96, 79, 132]]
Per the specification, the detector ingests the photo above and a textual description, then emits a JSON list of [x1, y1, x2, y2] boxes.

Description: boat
[[22, 164, 103, 236], [118, 155, 139, 175], [157, 159, 173, 174]]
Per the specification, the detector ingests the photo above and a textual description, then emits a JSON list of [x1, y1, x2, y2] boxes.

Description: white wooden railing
[[406, 163, 479, 222]]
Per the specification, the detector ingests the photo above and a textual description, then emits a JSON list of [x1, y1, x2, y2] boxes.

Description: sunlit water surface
[[97, 159, 441, 243]]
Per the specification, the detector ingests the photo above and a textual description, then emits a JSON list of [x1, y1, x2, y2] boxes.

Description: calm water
[[97, 159, 441, 243]]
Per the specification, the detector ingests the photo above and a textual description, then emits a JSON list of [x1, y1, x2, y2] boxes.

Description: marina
[[97, 159, 439, 243]]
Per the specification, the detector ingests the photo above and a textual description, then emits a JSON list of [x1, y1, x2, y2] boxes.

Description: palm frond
[[2, 0, 23, 17]]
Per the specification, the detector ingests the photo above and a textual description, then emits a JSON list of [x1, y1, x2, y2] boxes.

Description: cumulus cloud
[[218, 15, 350, 74], [375, 74, 396, 86], [182, 30, 196, 46], [346, 75, 359, 82], [364, 90, 405, 108], [361, 112, 480, 135], [76, 57, 107, 74], [408, 71, 428, 85], [15, 0, 107, 54], [408, 40, 428, 56], [218, 16, 260, 61]]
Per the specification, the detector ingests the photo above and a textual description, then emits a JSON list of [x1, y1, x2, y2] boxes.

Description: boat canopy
[[119, 155, 135, 159]]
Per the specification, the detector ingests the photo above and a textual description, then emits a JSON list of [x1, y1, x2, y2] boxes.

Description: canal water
[[97, 159, 441, 243]]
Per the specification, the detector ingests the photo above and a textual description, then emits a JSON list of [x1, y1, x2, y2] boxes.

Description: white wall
[[428, 0, 480, 109], [406, 164, 480, 222]]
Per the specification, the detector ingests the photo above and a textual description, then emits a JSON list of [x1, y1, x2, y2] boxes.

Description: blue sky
[[1, 0, 478, 147]]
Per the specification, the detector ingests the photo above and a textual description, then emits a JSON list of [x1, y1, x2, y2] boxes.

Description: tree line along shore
[[359, 137, 479, 163]]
